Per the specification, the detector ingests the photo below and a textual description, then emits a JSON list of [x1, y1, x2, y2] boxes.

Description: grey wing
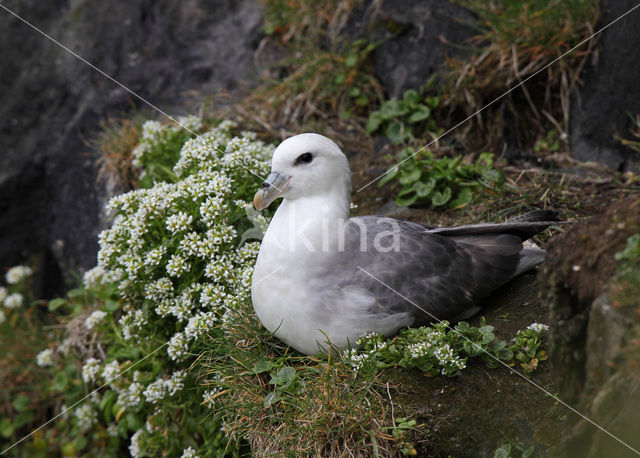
[[329, 216, 523, 324]]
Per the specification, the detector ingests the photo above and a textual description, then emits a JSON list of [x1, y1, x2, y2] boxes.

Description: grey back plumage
[[320, 211, 560, 326]]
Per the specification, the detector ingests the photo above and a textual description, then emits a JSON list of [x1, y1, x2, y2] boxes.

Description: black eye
[[294, 152, 313, 165]]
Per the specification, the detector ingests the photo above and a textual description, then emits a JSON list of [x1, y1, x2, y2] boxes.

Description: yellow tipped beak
[[253, 172, 291, 211]]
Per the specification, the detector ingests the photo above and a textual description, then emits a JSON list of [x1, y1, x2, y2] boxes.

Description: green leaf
[[415, 178, 436, 197], [105, 300, 120, 312], [402, 89, 420, 108], [395, 190, 418, 207], [126, 412, 142, 432], [75, 436, 88, 452], [12, 395, 30, 413], [431, 187, 452, 207], [408, 105, 431, 123], [349, 87, 361, 97], [494, 443, 511, 458], [381, 99, 408, 118], [355, 95, 369, 107], [378, 166, 399, 186], [345, 54, 358, 68], [450, 188, 473, 208], [365, 112, 384, 134], [334, 74, 346, 85], [48, 298, 67, 311], [263, 391, 281, 407], [496, 348, 514, 360], [398, 168, 421, 185], [386, 122, 409, 145], [67, 288, 86, 299], [0, 418, 14, 438], [253, 360, 274, 374], [270, 366, 296, 387]]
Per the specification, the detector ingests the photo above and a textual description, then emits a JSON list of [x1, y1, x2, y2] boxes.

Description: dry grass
[[92, 117, 142, 190], [245, 0, 384, 129], [444, 0, 599, 150]]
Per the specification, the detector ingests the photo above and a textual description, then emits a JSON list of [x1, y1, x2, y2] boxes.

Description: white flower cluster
[[5, 265, 32, 284], [36, 349, 54, 367], [526, 322, 549, 333], [82, 358, 101, 383], [0, 287, 6, 303], [433, 344, 466, 373], [85, 310, 107, 330], [406, 329, 444, 358], [118, 381, 143, 407], [68, 120, 273, 451], [0, 310, 4, 324], [75, 404, 97, 430], [129, 429, 144, 457], [181, 446, 199, 458], [202, 388, 220, 409], [142, 370, 186, 403], [3, 292, 23, 309], [102, 360, 120, 382]]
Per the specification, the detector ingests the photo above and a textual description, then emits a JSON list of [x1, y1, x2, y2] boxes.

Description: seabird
[[251, 133, 560, 355]]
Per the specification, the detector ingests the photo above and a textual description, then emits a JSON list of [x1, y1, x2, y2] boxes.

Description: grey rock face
[[570, 0, 640, 171], [0, 0, 264, 290], [369, 0, 476, 98]]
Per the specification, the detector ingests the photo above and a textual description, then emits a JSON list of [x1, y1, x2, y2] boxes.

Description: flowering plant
[[28, 118, 274, 456]]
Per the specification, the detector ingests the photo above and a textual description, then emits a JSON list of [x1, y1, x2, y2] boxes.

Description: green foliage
[[254, 0, 382, 124], [379, 149, 505, 208], [366, 87, 441, 144], [132, 115, 205, 187], [533, 129, 563, 155], [343, 319, 550, 378], [614, 233, 640, 267], [494, 440, 535, 458], [11, 118, 275, 456], [509, 323, 549, 376]]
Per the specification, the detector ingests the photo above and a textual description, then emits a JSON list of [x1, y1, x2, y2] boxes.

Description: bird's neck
[[264, 188, 351, 255]]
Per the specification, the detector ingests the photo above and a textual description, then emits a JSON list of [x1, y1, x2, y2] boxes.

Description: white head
[[253, 133, 351, 210]]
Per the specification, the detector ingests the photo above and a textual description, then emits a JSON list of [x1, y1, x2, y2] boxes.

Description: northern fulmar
[[251, 133, 560, 355]]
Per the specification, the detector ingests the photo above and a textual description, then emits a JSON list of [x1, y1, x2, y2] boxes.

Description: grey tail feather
[[427, 220, 562, 242], [513, 247, 546, 277], [504, 210, 561, 223]]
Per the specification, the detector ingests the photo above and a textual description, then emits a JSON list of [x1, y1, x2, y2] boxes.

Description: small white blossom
[[141, 120, 163, 142], [36, 349, 54, 367], [85, 310, 107, 330], [143, 379, 168, 404], [167, 254, 189, 277], [202, 388, 220, 408], [75, 404, 96, 430], [129, 429, 144, 458], [0, 287, 7, 303], [166, 370, 186, 396], [168, 332, 189, 361], [0, 310, 5, 324], [181, 446, 199, 458], [527, 322, 549, 333], [107, 423, 119, 437], [166, 212, 193, 233], [82, 358, 101, 383], [102, 360, 120, 382], [3, 293, 23, 309], [5, 265, 32, 284], [145, 246, 167, 266], [118, 381, 143, 407]]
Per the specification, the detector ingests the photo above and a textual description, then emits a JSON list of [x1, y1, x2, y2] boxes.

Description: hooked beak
[[253, 172, 291, 211]]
